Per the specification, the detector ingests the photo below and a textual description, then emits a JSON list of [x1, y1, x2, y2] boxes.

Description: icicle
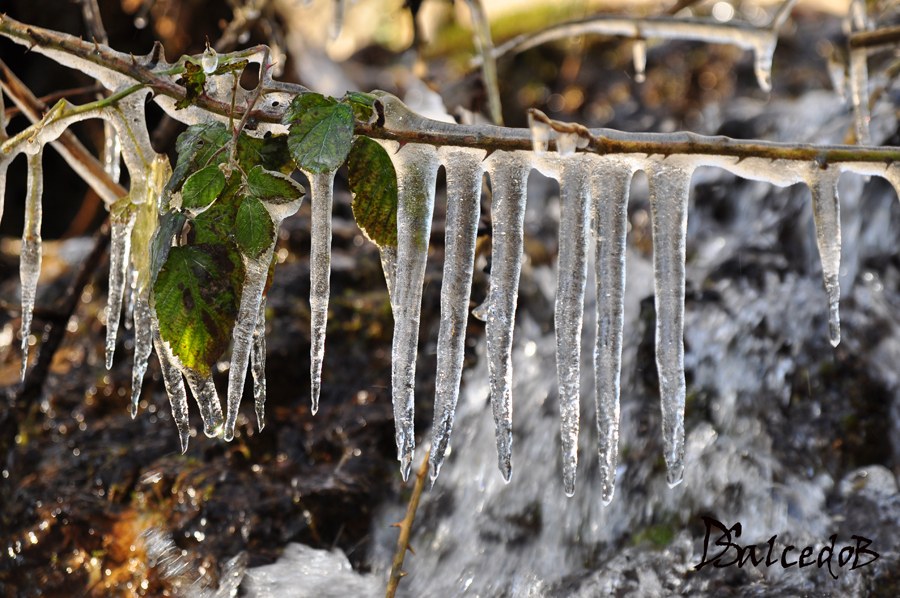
[[646, 157, 695, 488], [849, 49, 871, 145], [251, 296, 267, 430], [308, 170, 336, 415], [806, 166, 842, 346], [632, 39, 647, 83], [430, 147, 485, 482], [485, 151, 531, 482], [527, 113, 551, 155], [556, 132, 578, 157], [105, 210, 136, 369], [131, 286, 152, 417], [388, 143, 440, 481], [591, 157, 633, 505], [0, 161, 8, 235], [19, 148, 44, 381], [471, 297, 489, 321], [153, 329, 191, 453], [555, 155, 592, 496], [223, 191, 303, 442], [103, 120, 122, 184], [379, 246, 397, 311], [183, 368, 224, 438]]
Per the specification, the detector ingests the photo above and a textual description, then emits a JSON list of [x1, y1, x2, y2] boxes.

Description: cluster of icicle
[[361, 94, 900, 503]]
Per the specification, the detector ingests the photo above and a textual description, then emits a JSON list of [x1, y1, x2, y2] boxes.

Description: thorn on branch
[[385, 449, 430, 598]]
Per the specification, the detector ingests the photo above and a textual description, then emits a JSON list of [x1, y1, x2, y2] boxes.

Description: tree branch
[[385, 449, 430, 598]]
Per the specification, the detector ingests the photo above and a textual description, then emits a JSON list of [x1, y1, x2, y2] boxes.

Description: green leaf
[[181, 164, 226, 210], [247, 165, 304, 204], [348, 137, 399, 247], [153, 244, 244, 376], [189, 175, 242, 246], [175, 61, 207, 110], [237, 134, 295, 175], [168, 123, 231, 195], [343, 91, 377, 121], [235, 196, 276, 259], [151, 210, 187, 283], [283, 94, 354, 174]]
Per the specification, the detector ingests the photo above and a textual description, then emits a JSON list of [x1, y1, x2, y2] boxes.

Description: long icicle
[[555, 155, 592, 497], [152, 329, 191, 453], [591, 157, 633, 505], [308, 169, 336, 415], [389, 143, 440, 481], [251, 295, 267, 430], [646, 157, 694, 488], [105, 209, 136, 368], [379, 246, 398, 311], [485, 151, 530, 482], [430, 147, 485, 482], [806, 165, 842, 346], [130, 285, 152, 417], [19, 147, 44, 381]]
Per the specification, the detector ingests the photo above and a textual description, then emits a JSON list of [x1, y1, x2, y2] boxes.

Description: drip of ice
[[223, 190, 303, 442], [378, 246, 398, 311], [484, 151, 531, 482], [555, 155, 592, 496], [806, 166, 842, 346], [386, 143, 441, 481], [632, 39, 647, 83], [0, 162, 8, 226], [471, 297, 490, 321], [153, 329, 191, 453], [184, 368, 225, 437], [201, 43, 219, 75], [308, 170, 337, 415], [646, 157, 695, 488], [527, 113, 551, 155], [19, 149, 44, 381], [590, 156, 634, 505], [429, 147, 485, 481], [131, 287, 153, 417], [849, 49, 871, 145], [251, 296, 267, 430], [556, 132, 579, 157], [103, 120, 122, 183], [105, 210, 137, 369]]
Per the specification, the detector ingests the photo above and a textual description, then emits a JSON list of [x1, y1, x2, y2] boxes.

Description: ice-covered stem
[[0, 58, 127, 204], [462, 0, 503, 125], [385, 450, 430, 598], [251, 296, 267, 430], [307, 170, 337, 416]]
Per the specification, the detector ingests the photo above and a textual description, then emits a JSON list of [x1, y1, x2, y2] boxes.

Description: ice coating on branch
[[849, 49, 871, 145], [252, 296, 267, 430], [556, 132, 579, 157], [632, 39, 647, 83], [105, 211, 136, 369], [646, 157, 695, 488], [224, 189, 303, 442], [19, 149, 44, 381], [555, 155, 592, 496], [591, 156, 634, 505], [806, 166, 842, 346], [430, 147, 485, 482], [103, 121, 122, 184], [527, 113, 551, 155], [131, 287, 153, 417], [152, 330, 191, 453], [386, 143, 441, 481], [308, 170, 337, 415], [485, 151, 531, 482], [183, 368, 225, 437], [379, 246, 398, 311]]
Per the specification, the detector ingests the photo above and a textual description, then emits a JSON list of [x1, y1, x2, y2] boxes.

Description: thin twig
[[2, 84, 104, 119], [849, 25, 900, 50], [385, 449, 430, 598]]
